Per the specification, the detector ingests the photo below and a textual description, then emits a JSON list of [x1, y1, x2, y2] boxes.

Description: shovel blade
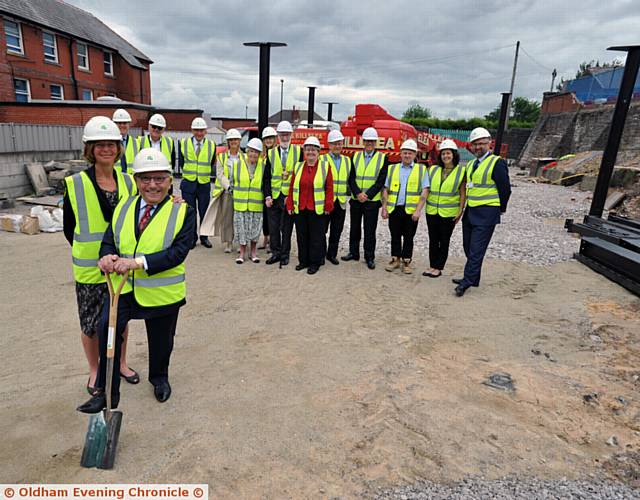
[[97, 410, 123, 470], [80, 413, 107, 468]]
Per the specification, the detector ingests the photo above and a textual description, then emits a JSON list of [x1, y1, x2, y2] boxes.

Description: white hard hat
[[112, 108, 132, 123], [327, 130, 344, 143], [400, 139, 418, 152], [82, 116, 122, 143], [469, 127, 491, 143], [303, 136, 321, 148], [438, 139, 458, 151], [191, 117, 207, 130], [362, 127, 378, 141], [262, 126, 277, 139], [148, 113, 166, 128], [132, 148, 172, 174], [225, 128, 241, 140], [247, 138, 263, 152], [276, 121, 293, 133]]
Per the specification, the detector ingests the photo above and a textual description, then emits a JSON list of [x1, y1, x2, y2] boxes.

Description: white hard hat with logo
[[133, 148, 172, 174], [362, 127, 378, 141], [469, 127, 491, 143], [261, 126, 277, 139], [112, 108, 132, 123], [225, 129, 241, 140], [327, 130, 344, 143], [82, 116, 122, 143], [276, 121, 293, 133], [400, 139, 418, 152], [438, 139, 458, 151], [148, 113, 167, 128], [247, 138, 263, 152], [191, 117, 207, 130], [303, 136, 321, 148]]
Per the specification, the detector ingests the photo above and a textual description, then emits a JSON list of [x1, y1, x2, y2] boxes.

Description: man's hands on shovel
[[99, 255, 143, 275]]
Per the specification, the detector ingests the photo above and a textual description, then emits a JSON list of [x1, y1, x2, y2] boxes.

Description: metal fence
[[428, 128, 475, 162], [0, 124, 145, 153]]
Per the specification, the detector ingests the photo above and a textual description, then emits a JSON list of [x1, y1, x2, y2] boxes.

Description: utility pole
[[280, 79, 284, 122], [307, 86, 317, 127], [550, 68, 557, 92], [245, 105, 248, 119], [505, 40, 520, 131], [243, 41, 287, 134]]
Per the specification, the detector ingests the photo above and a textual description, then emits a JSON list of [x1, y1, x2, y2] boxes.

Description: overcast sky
[[67, 0, 640, 121]]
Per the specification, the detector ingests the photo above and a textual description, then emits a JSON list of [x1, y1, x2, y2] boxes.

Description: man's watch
[[135, 257, 144, 269]]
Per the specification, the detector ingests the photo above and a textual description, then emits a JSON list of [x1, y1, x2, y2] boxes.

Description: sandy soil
[[1, 230, 639, 498]]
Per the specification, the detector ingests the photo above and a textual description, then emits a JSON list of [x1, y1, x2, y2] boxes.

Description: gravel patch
[[340, 171, 593, 267], [369, 476, 639, 499]]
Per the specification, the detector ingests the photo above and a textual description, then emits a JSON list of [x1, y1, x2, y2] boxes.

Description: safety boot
[[402, 259, 414, 274], [385, 257, 401, 272]]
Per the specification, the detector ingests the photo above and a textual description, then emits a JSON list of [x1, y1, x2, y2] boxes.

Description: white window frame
[[14, 78, 30, 102], [42, 31, 58, 63], [82, 89, 93, 100], [77, 41, 89, 70], [4, 19, 23, 55], [103, 50, 114, 76], [50, 83, 64, 100]]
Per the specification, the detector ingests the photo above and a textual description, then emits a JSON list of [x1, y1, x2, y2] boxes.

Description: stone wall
[[517, 102, 640, 173]]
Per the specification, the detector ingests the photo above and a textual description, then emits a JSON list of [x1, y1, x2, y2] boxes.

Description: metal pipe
[[589, 45, 640, 217], [494, 92, 511, 156], [307, 86, 316, 127], [323, 101, 338, 122]]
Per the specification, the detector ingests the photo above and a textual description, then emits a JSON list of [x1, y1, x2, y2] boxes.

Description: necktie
[[139, 204, 153, 232], [473, 159, 479, 172], [196, 142, 201, 158]]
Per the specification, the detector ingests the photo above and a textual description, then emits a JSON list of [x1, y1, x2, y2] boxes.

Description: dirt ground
[[1, 230, 640, 498]]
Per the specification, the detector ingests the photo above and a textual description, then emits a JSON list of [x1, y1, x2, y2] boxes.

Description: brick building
[[0, 0, 152, 104]]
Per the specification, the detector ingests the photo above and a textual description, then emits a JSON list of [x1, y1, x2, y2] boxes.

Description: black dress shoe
[[200, 238, 212, 248], [153, 381, 172, 403], [280, 256, 289, 266], [77, 393, 120, 414], [366, 259, 376, 270], [327, 256, 339, 265], [452, 277, 463, 285], [120, 369, 140, 384], [295, 264, 307, 271], [266, 255, 280, 265], [454, 285, 467, 297], [307, 267, 318, 275], [341, 253, 359, 262]]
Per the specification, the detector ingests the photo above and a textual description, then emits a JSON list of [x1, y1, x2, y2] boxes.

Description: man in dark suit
[[453, 127, 511, 297], [77, 148, 196, 413]]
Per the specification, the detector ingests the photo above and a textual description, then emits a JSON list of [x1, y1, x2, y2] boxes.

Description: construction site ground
[[1, 178, 640, 498]]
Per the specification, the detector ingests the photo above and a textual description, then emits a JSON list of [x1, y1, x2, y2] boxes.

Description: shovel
[[80, 272, 127, 469]]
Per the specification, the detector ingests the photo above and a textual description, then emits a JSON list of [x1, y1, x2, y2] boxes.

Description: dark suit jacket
[[99, 195, 196, 318], [464, 157, 511, 226]]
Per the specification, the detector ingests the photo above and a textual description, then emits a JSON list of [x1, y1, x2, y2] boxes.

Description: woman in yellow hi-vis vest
[[77, 148, 196, 413], [423, 139, 466, 278], [381, 140, 429, 274], [232, 138, 265, 264], [286, 136, 334, 274], [63, 116, 139, 397], [259, 127, 278, 251]]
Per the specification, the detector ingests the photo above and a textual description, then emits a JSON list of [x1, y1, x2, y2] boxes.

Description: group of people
[[66, 110, 510, 414]]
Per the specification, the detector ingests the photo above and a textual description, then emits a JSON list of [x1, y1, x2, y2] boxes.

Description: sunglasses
[[151, 125, 164, 131]]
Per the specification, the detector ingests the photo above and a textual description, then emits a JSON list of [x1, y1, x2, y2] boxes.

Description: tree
[[574, 58, 624, 79], [402, 104, 432, 120], [483, 97, 540, 124]]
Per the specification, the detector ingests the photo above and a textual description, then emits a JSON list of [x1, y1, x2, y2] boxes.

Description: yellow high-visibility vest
[[268, 144, 301, 199], [385, 163, 426, 214], [232, 156, 264, 212], [426, 164, 465, 217], [352, 151, 386, 201], [466, 155, 500, 207], [181, 137, 216, 184], [320, 153, 351, 203], [115, 135, 139, 174], [291, 161, 328, 215]]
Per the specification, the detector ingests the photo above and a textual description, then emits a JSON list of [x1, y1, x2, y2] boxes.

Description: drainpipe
[[68, 38, 79, 100]]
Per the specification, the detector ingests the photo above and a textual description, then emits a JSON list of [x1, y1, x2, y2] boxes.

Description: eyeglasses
[[138, 175, 170, 184], [150, 125, 164, 131], [94, 142, 118, 149]]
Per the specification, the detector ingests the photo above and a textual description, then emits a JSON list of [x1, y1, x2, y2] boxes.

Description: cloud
[[67, 0, 640, 122]]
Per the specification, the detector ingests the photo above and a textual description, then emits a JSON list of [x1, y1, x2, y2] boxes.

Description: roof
[[268, 109, 325, 123], [0, 0, 152, 69], [565, 67, 640, 102]]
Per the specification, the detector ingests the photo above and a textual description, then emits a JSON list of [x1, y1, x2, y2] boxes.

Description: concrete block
[[605, 191, 626, 211], [25, 163, 51, 196]]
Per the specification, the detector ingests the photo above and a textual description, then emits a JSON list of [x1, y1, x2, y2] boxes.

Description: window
[[82, 89, 93, 100], [77, 42, 89, 70], [4, 19, 23, 54], [50, 84, 64, 100], [43, 31, 58, 62], [14, 78, 30, 102], [103, 51, 113, 75]]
